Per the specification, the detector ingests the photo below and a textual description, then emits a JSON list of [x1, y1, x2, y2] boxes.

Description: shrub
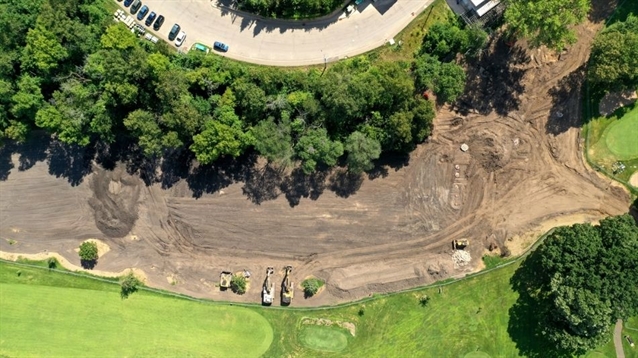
[[301, 278, 324, 298], [78, 241, 98, 269], [47, 257, 57, 270], [120, 272, 142, 299], [230, 274, 247, 295], [419, 294, 430, 307]]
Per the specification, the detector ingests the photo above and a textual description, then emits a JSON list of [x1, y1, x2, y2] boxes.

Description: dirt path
[[0, 0, 631, 306], [615, 319, 626, 358]]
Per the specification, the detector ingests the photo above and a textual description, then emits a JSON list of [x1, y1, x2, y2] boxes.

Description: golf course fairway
[[0, 281, 273, 357]]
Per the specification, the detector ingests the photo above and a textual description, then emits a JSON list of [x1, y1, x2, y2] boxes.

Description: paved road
[[116, 0, 435, 66], [615, 319, 625, 358]]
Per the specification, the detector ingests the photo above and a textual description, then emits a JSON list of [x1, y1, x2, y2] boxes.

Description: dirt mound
[[88, 165, 141, 237], [469, 132, 512, 172]]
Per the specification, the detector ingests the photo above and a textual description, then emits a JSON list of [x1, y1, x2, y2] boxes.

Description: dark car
[[153, 15, 165, 31], [130, 0, 141, 14], [145, 11, 156, 26], [136, 5, 149, 20], [124, 0, 133, 6], [168, 24, 180, 41], [213, 41, 229, 52]]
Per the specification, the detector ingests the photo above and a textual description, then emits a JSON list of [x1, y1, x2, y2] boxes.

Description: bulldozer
[[262, 267, 275, 305], [453, 239, 469, 250], [219, 271, 233, 290], [281, 266, 294, 306]]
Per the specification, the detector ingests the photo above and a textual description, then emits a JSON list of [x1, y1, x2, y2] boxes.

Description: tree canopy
[[504, 0, 591, 50], [589, 14, 638, 90], [514, 215, 638, 354]]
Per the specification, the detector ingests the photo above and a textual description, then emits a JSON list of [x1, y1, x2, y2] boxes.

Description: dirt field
[[0, 1, 631, 306]]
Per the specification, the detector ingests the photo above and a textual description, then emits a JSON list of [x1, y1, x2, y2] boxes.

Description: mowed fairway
[[0, 266, 273, 357]]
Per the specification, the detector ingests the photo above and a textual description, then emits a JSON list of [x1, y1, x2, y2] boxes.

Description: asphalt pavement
[[115, 0, 436, 66]]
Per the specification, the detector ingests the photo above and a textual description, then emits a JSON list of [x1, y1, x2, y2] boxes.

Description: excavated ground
[[0, 1, 630, 306]]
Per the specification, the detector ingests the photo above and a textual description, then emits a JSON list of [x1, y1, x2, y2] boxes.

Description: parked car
[[124, 0, 134, 6], [153, 15, 165, 31], [168, 24, 180, 41], [213, 41, 229, 52], [130, 0, 142, 14], [145, 11, 156, 26], [174, 31, 186, 47], [136, 5, 149, 20]]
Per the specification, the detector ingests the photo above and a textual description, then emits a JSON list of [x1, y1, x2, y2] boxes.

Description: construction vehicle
[[262, 267, 275, 305], [281, 266, 294, 306], [220, 271, 232, 290], [453, 239, 469, 250]]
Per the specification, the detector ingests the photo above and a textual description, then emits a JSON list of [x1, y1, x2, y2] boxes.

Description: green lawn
[[586, 102, 638, 184], [0, 263, 273, 358], [1, 257, 633, 358]]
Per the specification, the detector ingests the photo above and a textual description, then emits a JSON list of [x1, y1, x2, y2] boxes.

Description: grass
[[482, 254, 515, 269], [299, 325, 349, 352], [586, 102, 638, 184], [0, 262, 273, 358], [2, 253, 634, 357]]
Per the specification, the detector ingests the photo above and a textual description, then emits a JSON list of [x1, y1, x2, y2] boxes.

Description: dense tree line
[[238, 0, 343, 19], [0, 0, 483, 174], [413, 20, 487, 104], [589, 14, 638, 91], [512, 215, 638, 354]]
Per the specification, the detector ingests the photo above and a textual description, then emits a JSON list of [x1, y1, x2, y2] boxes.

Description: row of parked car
[[118, 0, 229, 51], [120, 0, 186, 46]]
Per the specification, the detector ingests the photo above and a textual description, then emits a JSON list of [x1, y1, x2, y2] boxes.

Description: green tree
[[420, 22, 469, 61], [435, 62, 466, 104], [504, 0, 591, 50], [295, 128, 344, 174], [78, 241, 98, 269], [230, 274, 247, 295], [411, 98, 435, 143], [252, 118, 294, 167], [344, 131, 381, 174], [588, 15, 638, 90], [190, 120, 252, 165], [11, 75, 44, 121], [120, 272, 143, 299], [21, 24, 68, 74], [301, 278, 324, 297], [124, 110, 164, 156]]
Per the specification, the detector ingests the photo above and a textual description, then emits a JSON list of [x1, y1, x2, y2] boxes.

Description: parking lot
[[114, 0, 434, 66]]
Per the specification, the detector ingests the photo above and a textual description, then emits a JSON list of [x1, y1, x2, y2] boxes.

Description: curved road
[[119, 0, 435, 66]]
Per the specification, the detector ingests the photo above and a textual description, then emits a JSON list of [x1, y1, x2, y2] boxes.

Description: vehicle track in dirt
[[0, 0, 630, 306]]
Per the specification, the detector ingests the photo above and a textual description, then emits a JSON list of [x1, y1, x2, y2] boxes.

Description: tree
[[301, 278, 324, 298], [411, 98, 435, 143], [588, 15, 638, 90], [504, 0, 591, 50], [435, 62, 466, 104], [230, 274, 247, 295], [344, 131, 381, 174], [252, 118, 294, 167], [514, 215, 638, 354], [21, 24, 68, 75], [11, 75, 44, 121], [295, 128, 344, 174], [420, 22, 469, 61], [78, 241, 98, 269], [124, 110, 164, 156]]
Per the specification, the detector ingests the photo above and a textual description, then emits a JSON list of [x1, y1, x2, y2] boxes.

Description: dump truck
[[220, 271, 232, 289], [281, 266, 294, 306], [262, 267, 275, 305], [453, 239, 469, 250]]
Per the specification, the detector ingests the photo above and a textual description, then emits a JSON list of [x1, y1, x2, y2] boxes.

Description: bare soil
[[598, 90, 637, 116], [0, 2, 631, 306]]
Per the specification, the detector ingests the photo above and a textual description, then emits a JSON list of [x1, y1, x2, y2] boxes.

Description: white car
[[174, 31, 186, 47]]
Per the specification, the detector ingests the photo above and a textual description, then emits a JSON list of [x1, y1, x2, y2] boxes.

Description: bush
[[419, 294, 430, 307], [47, 257, 57, 270], [230, 274, 247, 295], [301, 278, 324, 298], [120, 272, 142, 299], [78, 241, 98, 269]]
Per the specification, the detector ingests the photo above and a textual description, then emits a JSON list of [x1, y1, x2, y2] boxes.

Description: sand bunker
[[630, 172, 638, 189]]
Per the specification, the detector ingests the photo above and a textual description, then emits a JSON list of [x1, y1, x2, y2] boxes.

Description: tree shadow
[[80, 259, 97, 270], [279, 167, 328, 207], [242, 164, 284, 204], [508, 250, 571, 358], [186, 153, 258, 199], [47, 141, 95, 186], [546, 64, 587, 135], [455, 36, 528, 116], [366, 151, 410, 180], [328, 170, 363, 198]]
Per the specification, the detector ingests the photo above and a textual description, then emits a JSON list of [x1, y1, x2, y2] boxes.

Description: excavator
[[281, 266, 294, 306], [262, 267, 275, 305]]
